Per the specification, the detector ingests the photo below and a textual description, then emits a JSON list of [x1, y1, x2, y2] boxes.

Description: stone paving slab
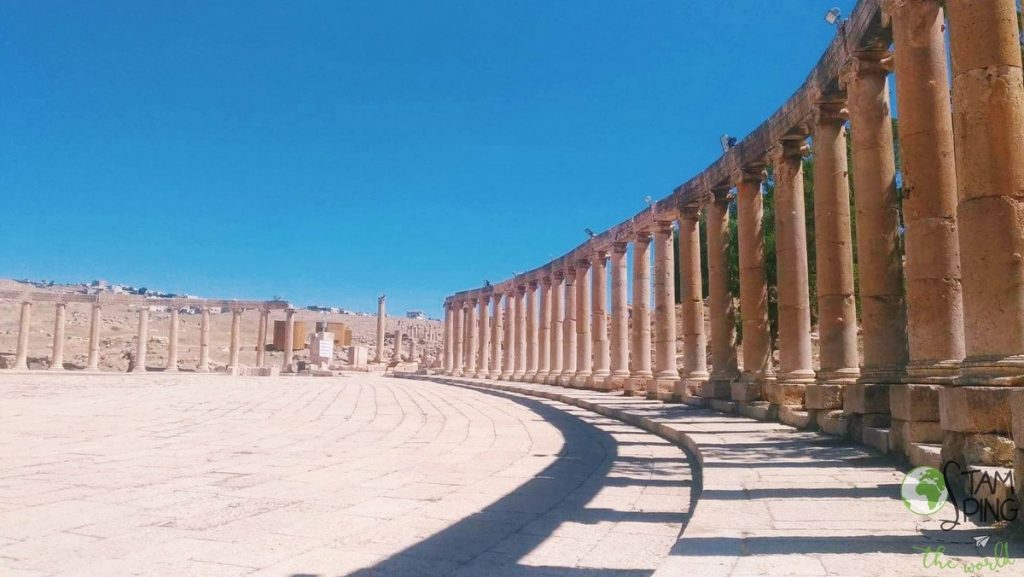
[[410, 375, 1024, 577]]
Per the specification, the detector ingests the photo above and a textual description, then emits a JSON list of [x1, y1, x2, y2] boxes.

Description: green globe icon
[[901, 466, 948, 515]]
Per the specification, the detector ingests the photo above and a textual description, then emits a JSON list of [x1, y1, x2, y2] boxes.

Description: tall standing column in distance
[[810, 99, 860, 425], [132, 308, 149, 373], [501, 292, 515, 380], [255, 309, 267, 368], [945, 0, 1024, 468], [375, 294, 387, 363], [608, 242, 631, 390], [393, 326, 404, 363], [13, 301, 31, 370], [734, 167, 775, 409], [86, 303, 101, 371], [443, 301, 454, 375], [769, 141, 815, 418], [589, 250, 611, 389], [452, 301, 465, 376], [524, 282, 538, 381], [650, 219, 678, 400], [282, 308, 295, 373], [548, 270, 565, 384], [476, 295, 489, 378], [490, 293, 503, 379], [572, 259, 593, 387], [467, 298, 478, 374], [50, 302, 66, 371], [229, 308, 242, 375], [199, 307, 211, 373], [559, 265, 578, 386], [705, 194, 738, 398], [676, 207, 709, 401], [513, 285, 527, 380], [629, 232, 653, 396], [536, 277, 552, 383], [167, 307, 180, 372]]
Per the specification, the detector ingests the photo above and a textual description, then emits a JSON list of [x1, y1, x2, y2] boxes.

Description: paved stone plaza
[[0, 373, 692, 576]]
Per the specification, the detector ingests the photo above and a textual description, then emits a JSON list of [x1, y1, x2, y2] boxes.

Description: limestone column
[[282, 308, 295, 373], [166, 307, 179, 372], [229, 308, 242, 375], [453, 300, 464, 376], [476, 295, 489, 378], [589, 251, 611, 389], [199, 307, 211, 373], [572, 259, 593, 387], [536, 277, 551, 383], [769, 141, 815, 413], [255, 309, 267, 368], [375, 294, 386, 363], [734, 167, 775, 407], [629, 232, 653, 395], [650, 219, 678, 399], [524, 281, 538, 381], [490, 293, 503, 379], [944, 0, 1024, 468], [609, 242, 630, 389], [560, 265, 578, 386], [812, 99, 861, 397], [676, 207, 709, 401], [13, 301, 31, 370], [444, 301, 454, 374], [410, 328, 418, 361], [548, 270, 564, 384], [393, 326, 404, 363], [132, 308, 148, 373], [501, 292, 515, 380], [86, 303, 101, 371], [513, 285, 527, 379], [705, 195, 739, 397], [50, 302, 66, 371]]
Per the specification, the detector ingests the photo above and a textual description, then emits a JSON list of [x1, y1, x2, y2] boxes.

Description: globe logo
[[901, 466, 949, 515]]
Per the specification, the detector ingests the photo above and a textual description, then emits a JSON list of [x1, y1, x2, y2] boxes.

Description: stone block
[[730, 381, 762, 402], [239, 366, 280, 377], [862, 427, 891, 454], [764, 382, 807, 406], [709, 399, 738, 414], [817, 410, 849, 437], [890, 419, 943, 454], [939, 386, 1013, 434], [844, 383, 891, 414], [779, 406, 814, 429], [890, 383, 941, 421], [909, 443, 943, 469], [1015, 449, 1024, 507], [806, 384, 844, 410], [963, 434, 1016, 467], [682, 396, 706, 408], [699, 379, 732, 399], [961, 466, 1016, 511], [739, 401, 774, 421], [1011, 389, 1024, 447]]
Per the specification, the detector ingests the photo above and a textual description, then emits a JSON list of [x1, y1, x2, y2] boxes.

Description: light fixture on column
[[719, 134, 737, 153], [584, 228, 596, 239], [824, 7, 842, 27], [644, 195, 654, 207]]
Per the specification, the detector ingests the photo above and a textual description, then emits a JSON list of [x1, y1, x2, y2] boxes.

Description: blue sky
[[0, 1, 855, 317]]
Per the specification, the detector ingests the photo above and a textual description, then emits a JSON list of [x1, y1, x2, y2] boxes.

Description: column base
[[511, 371, 525, 381], [940, 386, 1016, 468], [557, 372, 575, 387], [198, 366, 211, 374], [165, 366, 179, 373], [499, 371, 513, 380], [131, 367, 147, 374], [49, 365, 64, 372], [83, 366, 99, 373], [670, 378, 706, 403], [816, 368, 860, 385], [905, 360, 960, 383], [645, 378, 676, 401], [805, 384, 845, 410], [858, 365, 906, 385], [603, 372, 630, 393], [731, 380, 762, 403], [474, 371, 489, 379], [699, 379, 733, 400], [764, 382, 808, 407], [587, 371, 612, 390], [570, 372, 592, 388], [544, 373, 561, 385], [624, 374, 652, 396], [957, 355, 1024, 385], [523, 371, 537, 382], [534, 371, 550, 384]]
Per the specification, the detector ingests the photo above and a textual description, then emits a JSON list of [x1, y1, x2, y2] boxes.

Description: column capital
[[730, 166, 765, 188], [653, 219, 674, 235], [541, 275, 553, 287], [840, 49, 894, 89], [814, 98, 850, 126], [635, 229, 652, 242], [591, 249, 608, 263], [611, 241, 628, 254], [768, 140, 810, 164], [679, 205, 701, 221], [553, 268, 566, 281], [575, 257, 592, 270]]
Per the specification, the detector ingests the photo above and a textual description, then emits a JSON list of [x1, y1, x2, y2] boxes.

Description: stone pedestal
[[347, 345, 368, 368], [310, 332, 335, 368]]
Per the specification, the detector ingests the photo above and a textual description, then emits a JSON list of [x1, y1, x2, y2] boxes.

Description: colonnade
[[2, 291, 291, 374], [441, 0, 1024, 480]]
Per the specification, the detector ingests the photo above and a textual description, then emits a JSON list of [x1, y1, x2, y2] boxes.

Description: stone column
[[490, 293, 503, 379], [705, 195, 739, 398], [548, 271, 565, 384], [810, 99, 860, 431], [608, 242, 630, 390], [513, 285, 527, 380], [453, 301, 464, 376], [945, 0, 1024, 469], [393, 326, 404, 363], [842, 49, 909, 443], [650, 219, 678, 400], [734, 168, 775, 410], [501, 291, 515, 380], [628, 232, 654, 396], [229, 308, 242, 375], [769, 141, 815, 421], [572, 259, 593, 387], [476, 295, 489, 378], [589, 250, 611, 389], [375, 294, 386, 363], [13, 301, 31, 370], [410, 328, 418, 362], [166, 307, 179, 372], [443, 301, 454, 374], [86, 303, 101, 371], [282, 308, 295, 373], [675, 207, 709, 401], [255, 309, 267, 368], [535, 277, 551, 383], [132, 308, 148, 373], [199, 307, 211, 373], [560, 265, 578, 386], [50, 302, 66, 371], [524, 281, 538, 381]]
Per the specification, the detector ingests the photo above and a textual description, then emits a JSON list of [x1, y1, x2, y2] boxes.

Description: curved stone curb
[[402, 375, 1022, 577]]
